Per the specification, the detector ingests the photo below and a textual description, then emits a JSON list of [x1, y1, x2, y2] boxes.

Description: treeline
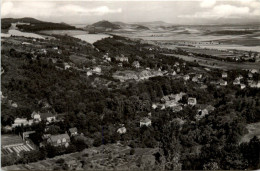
[[16, 23, 76, 32]]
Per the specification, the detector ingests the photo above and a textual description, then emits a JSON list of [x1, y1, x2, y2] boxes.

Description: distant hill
[[112, 21, 127, 27], [134, 21, 169, 26], [112, 22, 150, 30], [1, 17, 76, 32], [92, 20, 120, 29], [134, 25, 150, 30]]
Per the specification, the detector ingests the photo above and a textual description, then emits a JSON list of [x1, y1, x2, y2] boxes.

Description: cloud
[[1, 1, 14, 16], [1, 1, 122, 19], [200, 0, 216, 8], [180, 0, 260, 19], [57, 5, 122, 16]]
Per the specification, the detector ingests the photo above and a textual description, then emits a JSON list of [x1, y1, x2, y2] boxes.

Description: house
[[64, 63, 71, 70], [140, 117, 152, 127], [192, 76, 199, 82], [152, 103, 157, 109], [132, 61, 140, 68], [115, 55, 128, 62], [12, 118, 32, 128], [22, 42, 31, 45], [248, 73, 253, 78], [103, 54, 111, 62], [8, 100, 18, 108], [165, 100, 178, 108], [183, 75, 190, 81], [161, 95, 170, 103], [196, 105, 215, 120], [236, 75, 243, 80], [233, 78, 240, 85], [68, 127, 78, 136], [196, 74, 203, 79], [92, 66, 101, 73], [118, 63, 123, 67], [172, 71, 177, 76], [240, 84, 246, 89], [219, 80, 227, 86], [47, 133, 70, 147], [87, 70, 93, 76], [222, 72, 228, 78], [174, 62, 180, 67], [249, 81, 260, 88], [31, 111, 41, 122], [188, 97, 197, 106], [117, 127, 127, 134], [38, 99, 51, 109], [40, 49, 47, 55], [39, 112, 56, 123], [250, 69, 258, 74], [176, 67, 181, 73], [172, 105, 183, 112]]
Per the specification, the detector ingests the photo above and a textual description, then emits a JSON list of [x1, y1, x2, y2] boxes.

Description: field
[[1, 30, 44, 39], [164, 54, 260, 70], [2, 143, 159, 170], [40, 29, 112, 44], [240, 122, 260, 143], [199, 44, 260, 53], [73, 34, 112, 44], [39, 29, 88, 36], [113, 24, 260, 53]]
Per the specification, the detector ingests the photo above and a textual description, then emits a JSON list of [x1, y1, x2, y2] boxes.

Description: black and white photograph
[[1, 0, 260, 170]]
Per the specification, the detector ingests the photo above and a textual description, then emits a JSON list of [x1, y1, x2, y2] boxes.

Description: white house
[[152, 103, 157, 109], [68, 127, 78, 136], [132, 61, 140, 68], [64, 63, 71, 70], [31, 111, 41, 122], [233, 78, 240, 85], [92, 66, 101, 73], [240, 84, 246, 89], [222, 72, 228, 78], [12, 118, 31, 128], [183, 75, 190, 81], [188, 97, 197, 106], [115, 55, 128, 62], [39, 112, 56, 123], [140, 117, 152, 127], [117, 127, 127, 134], [219, 80, 227, 86], [172, 71, 177, 76], [249, 81, 260, 88]]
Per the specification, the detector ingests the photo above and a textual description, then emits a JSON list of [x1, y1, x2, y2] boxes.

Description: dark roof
[[39, 112, 55, 120], [48, 133, 70, 143], [68, 127, 77, 133]]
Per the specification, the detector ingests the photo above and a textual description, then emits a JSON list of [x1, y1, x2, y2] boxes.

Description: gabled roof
[[48, 133, 70, 143], [68, 127, 77, 133], [39, 112, 55, 120], [140, 117, 151, 123]]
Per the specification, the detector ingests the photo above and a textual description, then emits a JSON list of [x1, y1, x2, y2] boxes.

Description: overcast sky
[[1, 0, 260, 25]]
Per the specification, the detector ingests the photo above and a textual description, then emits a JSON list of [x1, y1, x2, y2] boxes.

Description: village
[[1, 31, 260, 170]]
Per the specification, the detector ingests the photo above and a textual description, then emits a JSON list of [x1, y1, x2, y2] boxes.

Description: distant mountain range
[[88, 20, 150, 31], [92, 20, 121, 29], [1, 17, 76, 31]]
